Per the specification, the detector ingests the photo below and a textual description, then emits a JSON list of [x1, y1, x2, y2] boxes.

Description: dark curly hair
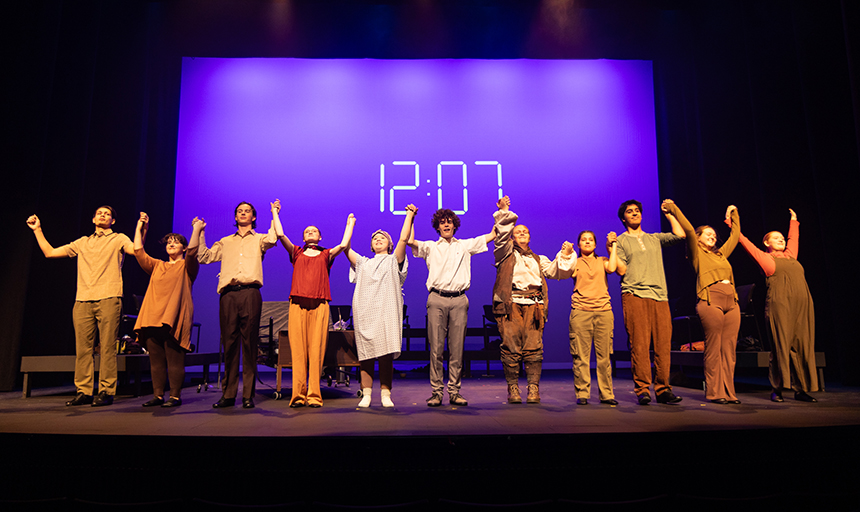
[[617, 199, 643, 225], [431, 209, 460, 236]]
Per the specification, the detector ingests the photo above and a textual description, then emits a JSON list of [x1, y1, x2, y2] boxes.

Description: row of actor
[[25, 195, 816, 409]]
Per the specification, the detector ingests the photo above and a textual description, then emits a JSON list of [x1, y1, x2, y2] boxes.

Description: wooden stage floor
[[2, 371, 859, 510]]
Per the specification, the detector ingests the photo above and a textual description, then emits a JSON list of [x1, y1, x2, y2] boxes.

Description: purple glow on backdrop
[[174, 58, 660, 367]]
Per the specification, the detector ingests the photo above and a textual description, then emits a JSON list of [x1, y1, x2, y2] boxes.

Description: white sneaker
[[358, 388, 372, 408], [381, 389, 394, 408]]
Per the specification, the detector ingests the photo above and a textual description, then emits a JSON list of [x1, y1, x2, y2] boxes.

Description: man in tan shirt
[[27, 206, 135, 406], [194, 200, 277, 409]]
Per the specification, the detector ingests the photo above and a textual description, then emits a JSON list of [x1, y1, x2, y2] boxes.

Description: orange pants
[[288, 298, 329, 406]]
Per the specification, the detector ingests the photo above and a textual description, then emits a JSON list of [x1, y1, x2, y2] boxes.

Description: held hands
[[405, 204, 418, 215], [725, 205, 737, 220], [192, 217, 206, 230], [271, 199, 281, 213], [661, 199, 675, 213], [26, 215, 40, 231], [561, 241, 574, 256], [347, 213, 356, 226], [789, 208, 797, 221], [497, 195, 510, 211], [138, 212, 149, 226], [607, 231, 617, 251]]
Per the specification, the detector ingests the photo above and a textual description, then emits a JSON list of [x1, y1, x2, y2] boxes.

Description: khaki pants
[[569, 309, 615, 401], [72, 297, 121, 395]]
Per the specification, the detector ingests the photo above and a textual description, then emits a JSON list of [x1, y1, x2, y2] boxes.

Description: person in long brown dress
[[133, 212, 202, 408], [735, 208, 818, 402]]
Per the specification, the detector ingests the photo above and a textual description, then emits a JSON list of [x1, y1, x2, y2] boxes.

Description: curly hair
[[431, 208, 460, 236]]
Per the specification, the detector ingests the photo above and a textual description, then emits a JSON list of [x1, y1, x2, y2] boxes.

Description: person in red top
[[276, 211, 355, 408], [735, 208, 818, 403]]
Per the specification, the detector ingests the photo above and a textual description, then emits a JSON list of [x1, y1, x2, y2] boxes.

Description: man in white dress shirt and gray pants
[[409, 208, 495, 407]]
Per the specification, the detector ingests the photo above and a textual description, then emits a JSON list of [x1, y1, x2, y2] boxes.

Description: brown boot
[[504, 364, 521, 404], [527, 384, 540, 403], [508, 383, 522, 404], [525, 361, 542, 404]]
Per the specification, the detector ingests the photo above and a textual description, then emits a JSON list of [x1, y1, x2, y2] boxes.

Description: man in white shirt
[[409, 208, 494, 406]]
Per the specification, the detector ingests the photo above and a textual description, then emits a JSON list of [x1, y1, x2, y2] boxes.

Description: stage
[[1, 370, 859, 510]]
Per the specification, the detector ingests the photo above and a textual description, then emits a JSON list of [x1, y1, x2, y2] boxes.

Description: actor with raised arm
[[194, 201, 278, 409], [568, 230, 618, 406], [492, 196, 575, 404], [615, 199, 685, 405], [735, 208, 818, 403], [345, 205, 417, 408], [133, 212, 201, 408], [278, 213, 355, 408], [665, 202, 741, 404], [408, 207, 495, 407], [27, 206, 134, 407]]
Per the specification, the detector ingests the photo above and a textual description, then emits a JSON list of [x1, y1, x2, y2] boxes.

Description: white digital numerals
[[380, 160, 503, 215]]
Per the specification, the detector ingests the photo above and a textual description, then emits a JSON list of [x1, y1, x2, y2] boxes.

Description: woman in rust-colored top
[[567, 230, 618, 406], [133, 212, 202, 408]]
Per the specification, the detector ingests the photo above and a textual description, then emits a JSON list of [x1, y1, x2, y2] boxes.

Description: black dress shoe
[[637, 394, 651, 406], [143, 397, 164, 407], [242, 398, 255, 409], [600, 399, 619, 405], [308, 403, 322, 408], [770, 392, 784, 402], [795, 391, 817, 403], [726, 399, 741, 404], [213, 397, 236, 408], [576, 398, 588, 405], [92, 391, 114, 407], [656, 391, 682, 404], [66, 393, 93, 406], [289, 401, 306, 408], [710, 398, 728, 404], [162, 397, 182, 408]]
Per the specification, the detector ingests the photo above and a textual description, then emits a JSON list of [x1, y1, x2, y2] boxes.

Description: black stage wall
[[3, 0, 859, 391]]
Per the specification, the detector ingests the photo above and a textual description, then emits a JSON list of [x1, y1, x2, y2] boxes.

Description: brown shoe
[[507, 384, 522, 404], [526, 384, 540, 404]]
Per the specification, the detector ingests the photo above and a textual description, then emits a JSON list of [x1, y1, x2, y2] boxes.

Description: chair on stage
[[735, 283, 765, 352]]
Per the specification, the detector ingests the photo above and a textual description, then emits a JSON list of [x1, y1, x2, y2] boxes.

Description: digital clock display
[[174, 58, 660, 366]]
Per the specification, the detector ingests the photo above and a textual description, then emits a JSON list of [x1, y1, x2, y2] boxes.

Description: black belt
[[431, 288, 466, 298], [221, 283, 261, 295]]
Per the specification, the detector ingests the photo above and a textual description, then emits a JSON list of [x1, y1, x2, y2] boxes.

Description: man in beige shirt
[[27, 206, 135, 406], [194, 200, 277, 409]]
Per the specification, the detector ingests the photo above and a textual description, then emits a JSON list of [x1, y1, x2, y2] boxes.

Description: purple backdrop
[[174, 58, 660, 368]]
